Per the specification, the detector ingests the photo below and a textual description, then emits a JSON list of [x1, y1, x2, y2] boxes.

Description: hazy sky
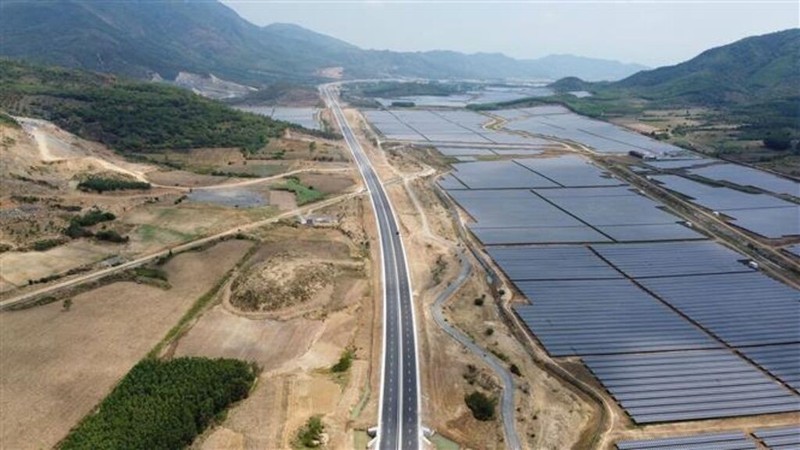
[[221, 1, 798, 67]]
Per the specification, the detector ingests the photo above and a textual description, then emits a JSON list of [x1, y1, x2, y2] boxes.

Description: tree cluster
[[60, 357, 256, 450]]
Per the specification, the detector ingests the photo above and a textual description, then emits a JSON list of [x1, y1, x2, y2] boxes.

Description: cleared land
[[180, 216, 376, 449], [0, 239, 253, 450]]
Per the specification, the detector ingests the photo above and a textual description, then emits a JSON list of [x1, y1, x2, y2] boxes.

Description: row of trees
[[60, 357, 256, 450], [77, 177, 151, 193]]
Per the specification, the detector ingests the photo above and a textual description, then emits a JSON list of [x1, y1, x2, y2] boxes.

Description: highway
[[322, 85, 420, 450]]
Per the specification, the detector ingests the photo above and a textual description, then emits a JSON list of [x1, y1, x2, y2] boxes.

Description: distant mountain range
[[0, 0, 647, 84]]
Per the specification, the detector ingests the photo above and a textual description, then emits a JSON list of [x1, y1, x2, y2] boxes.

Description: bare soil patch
[[0, 239, 252, 450], [182, 220, 377, 449]]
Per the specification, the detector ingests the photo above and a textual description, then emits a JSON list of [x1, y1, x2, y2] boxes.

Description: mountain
[[0, 0, 644, 84], [0, 59, 287, 153], [612, 28, 800, 106]]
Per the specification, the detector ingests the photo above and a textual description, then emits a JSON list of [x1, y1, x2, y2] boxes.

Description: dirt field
[[0, 239, 114, 287], [0, 239, 252, 450], [179, 219, 378, 449]]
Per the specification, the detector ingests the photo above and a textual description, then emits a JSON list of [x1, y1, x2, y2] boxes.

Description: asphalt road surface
[[322, 85, 420, 450]]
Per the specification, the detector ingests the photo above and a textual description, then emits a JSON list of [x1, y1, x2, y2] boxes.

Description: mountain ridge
[[0, 0, 647, 84]]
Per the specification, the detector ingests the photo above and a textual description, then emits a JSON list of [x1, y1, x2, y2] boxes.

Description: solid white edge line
[[322, 86, 389, 449], [380, 151, 423, 449]]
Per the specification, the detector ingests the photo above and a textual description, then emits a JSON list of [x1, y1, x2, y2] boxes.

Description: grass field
[[0, 240, 253, 450]]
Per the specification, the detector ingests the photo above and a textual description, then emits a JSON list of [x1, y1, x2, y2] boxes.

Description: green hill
[[542, 29, 800, 142], [613, 28, 800, 107], [0, 59, 287, 152], [0, 0, 645, 83]]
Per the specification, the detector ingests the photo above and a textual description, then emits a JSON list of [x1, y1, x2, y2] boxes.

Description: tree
[[62, 298, 73, 311], [309, 142, 317, 152], [465, 391, 496, 421]]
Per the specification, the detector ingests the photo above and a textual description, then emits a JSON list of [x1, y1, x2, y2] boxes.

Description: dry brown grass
[[0, 239, 253, 450]]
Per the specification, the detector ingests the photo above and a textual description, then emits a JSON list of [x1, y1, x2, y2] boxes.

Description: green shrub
[[273, 177, 323, 205], [32, 238, 64, 251], [133, 267, 168, 281], [95, 230, 128, 243], [330, 348, 355, 373], [60, 357, 256, 450], [464, 391, 496, 421], [71, 210, 116, 227], [296, 415, 325, 448], [77, 177, 151, 193]]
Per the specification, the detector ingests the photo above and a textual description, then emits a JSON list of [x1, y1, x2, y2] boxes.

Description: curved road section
[[322, 86, 420, 450]]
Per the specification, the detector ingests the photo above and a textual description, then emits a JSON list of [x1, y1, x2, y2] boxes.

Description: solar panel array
[[639, 273, 800, 347], [443, 157, 702, 245], [363, 108, 553, 145], [434, 151, 800, 425], [500, 106, 685, 157], [488, 246, 621, 281], [689, 164, 800, 197], [435, 146, 549, 157], [653, 175, 800, 238], [754, 426, 800, 449], [644, 158, 720, 170], [449, 160, 559, 189], [513, 279, 721, 356], [617, 426, 800, 449], [617, 431, 756, 450], [585, 350, 800, 423], [238, 106, 320, 130], [590, 241, 753, 278], [515, 155, 624, 187], [740, 343, 800, 392]]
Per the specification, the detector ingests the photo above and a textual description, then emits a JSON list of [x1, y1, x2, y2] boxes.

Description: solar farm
[[496, 105, 687, 157], [237, 106, 321, 130], [363, 109, 552, 145], [359, 102, 800, 444], [652, 173, 799, 239], [438, 154, 800, 428], [616, 426, 800, 450]]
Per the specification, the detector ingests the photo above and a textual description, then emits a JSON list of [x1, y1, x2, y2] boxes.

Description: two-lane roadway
[[322, 85, 420, 450]]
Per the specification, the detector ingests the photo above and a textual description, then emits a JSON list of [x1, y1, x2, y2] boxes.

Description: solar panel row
[[501, 106, 685, 157], [754, 425, 800, 449], [585, 350, 799, 424], [640, 273, 800, 347], [616, 431, 756, 450], [444, 158, 703, 244], [689, 164, 800, 197], [653, 175, 800, 238], [513, 279, 721, 356], [740, 343, 800, 392], [364, 108, 553, 145]]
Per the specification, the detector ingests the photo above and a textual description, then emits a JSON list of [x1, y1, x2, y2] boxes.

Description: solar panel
[[645, 158, 720, 170], [690, 164, 800, 197], [515, 155, 624, 187], [513, 279, 721, 356], [740, 343, 800, 392], [591, 241, 753, 278], [639, 272, 800, 347], [470, 225, 610, 245], [617, 431, 755, 450], [450, 160, 559, 189], [754, 425, 800, 449], [488, 246, 621, 280], [448, 189, 581, 228], [584, 349, 800, 424]]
